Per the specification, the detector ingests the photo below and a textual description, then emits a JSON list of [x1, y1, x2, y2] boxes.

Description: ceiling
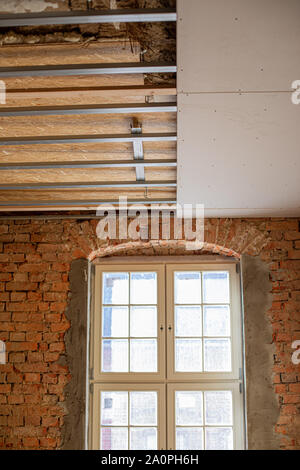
[[177, 0, 300, 217], [0, 5, 177, 211]]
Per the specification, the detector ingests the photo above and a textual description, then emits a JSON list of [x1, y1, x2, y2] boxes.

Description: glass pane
[[102, 307, 128, 338], [175, 339, 202, 372], [130, 272, 157, 305], [204, 339, 231, 372], [205, 427, 233, 450], [130, 427, 157, 450], [103, 272, 129, 305], [101, 427, 128, 450], [205, 391, 233, 425], [203, 272, 229, 304], [176, 428, 203, 450], [203, 305, 230, 337], [130, 392, 157, 426], [130, 306, 157, 338], [101, 391, 128, 426], [176, 391, 203, 425], [130, 339, 157, 372], [175, 306, 202, 337], [175, 272, 201, 304], [102, 339, 128, 372]]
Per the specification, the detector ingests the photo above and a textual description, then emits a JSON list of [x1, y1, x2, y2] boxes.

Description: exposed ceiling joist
[[0, 63, 177, 78], [0, 133, 177, 146], [0, 8, 177, 27], [0, 160, 177, 171], [0, 199, 177, 208], [0, 181, 177, 190], [5, 85, 177, 102], [0, 103, 177, 117]]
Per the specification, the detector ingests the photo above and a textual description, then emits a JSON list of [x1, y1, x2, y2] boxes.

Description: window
[[89, 261, 245, 450]]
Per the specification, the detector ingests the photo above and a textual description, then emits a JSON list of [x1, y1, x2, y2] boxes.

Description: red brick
[[22, 437, 39, 448], [45, 272, 62, 282], [10, 332, 25, 342], [42, 374, 58, 384], [50, 322, 69, 333], [50, 302, 67, 312], [0, 225, 8, 234], [0, 292, 9, 301], [27, 352, 43, 362], [37, 244, 60, 253], [8, 394, 24, 404], [15, 323, 44, 332], [50, 282, 69, 292], [49, 342, 65, 353], [0, 384, 11, 393], [43, 352, 60, 362], [7, 341, 38, 352], [289, 383, 300, 393], [9, 352, 25, 363], [7, 372, 23, 383], [52, 263, 70, 272], [42, 416, 59, 427], [24, 373, 40, 383], [13, 273, 29, 282], [285, 231, 300, 240], [43, 292, 67, 302], [0, 263, 17, 272], [25, 415, 41, 427], [4, 243, 35, 254], [7, 303, 38, 312], [6, 282, 38, 292], [27, 292, 42, 301], [39, 437, 57, 448], [0, 273, 12, 282], [10, 292, 26, 302], [19, 264, 48, 273], [26, 332, 42, 342], [38, 302, 49, 312], [281, 404, 298, 415], [45, 313, 61, 323]]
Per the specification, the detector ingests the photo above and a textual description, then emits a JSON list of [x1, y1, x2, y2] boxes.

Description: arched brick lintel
[[68, 219, 271, 262], [88, 240, 241, 262]]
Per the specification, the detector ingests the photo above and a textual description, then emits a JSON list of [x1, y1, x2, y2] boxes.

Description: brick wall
[[0, 217, 299, 450]]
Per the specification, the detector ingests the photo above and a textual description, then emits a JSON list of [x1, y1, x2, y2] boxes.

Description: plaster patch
[[0, 0, 63, 13]]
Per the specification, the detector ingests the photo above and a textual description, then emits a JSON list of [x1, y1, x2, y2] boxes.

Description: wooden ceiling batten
[[0, 8, 177, 211]]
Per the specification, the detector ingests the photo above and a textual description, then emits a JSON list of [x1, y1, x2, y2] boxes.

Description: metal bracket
[[131, 118, 145, 182]]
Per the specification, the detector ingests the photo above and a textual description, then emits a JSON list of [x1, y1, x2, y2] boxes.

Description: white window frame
[[91, 383, 166, 450], [92, 264, 165, 383], [166, 263, 242, 382], [167, 382, 244, 450], [89, 258, 245, 450]]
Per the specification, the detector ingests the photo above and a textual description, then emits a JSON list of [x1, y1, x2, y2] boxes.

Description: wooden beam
[[0, 9, 177, 27], [3, 85, 177, 102]]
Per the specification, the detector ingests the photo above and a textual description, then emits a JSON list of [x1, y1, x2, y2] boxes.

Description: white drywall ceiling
[[177, 0, 300, 217]]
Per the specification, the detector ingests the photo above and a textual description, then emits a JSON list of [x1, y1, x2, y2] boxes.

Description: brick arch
[[88, 240, 240, 261], [67, 219, 271, 262]]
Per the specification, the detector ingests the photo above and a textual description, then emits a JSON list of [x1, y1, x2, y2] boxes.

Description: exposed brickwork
[[0, 217, 299, 449]]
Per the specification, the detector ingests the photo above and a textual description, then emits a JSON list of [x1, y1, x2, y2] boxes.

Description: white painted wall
[[177, 0, 300, 217]]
